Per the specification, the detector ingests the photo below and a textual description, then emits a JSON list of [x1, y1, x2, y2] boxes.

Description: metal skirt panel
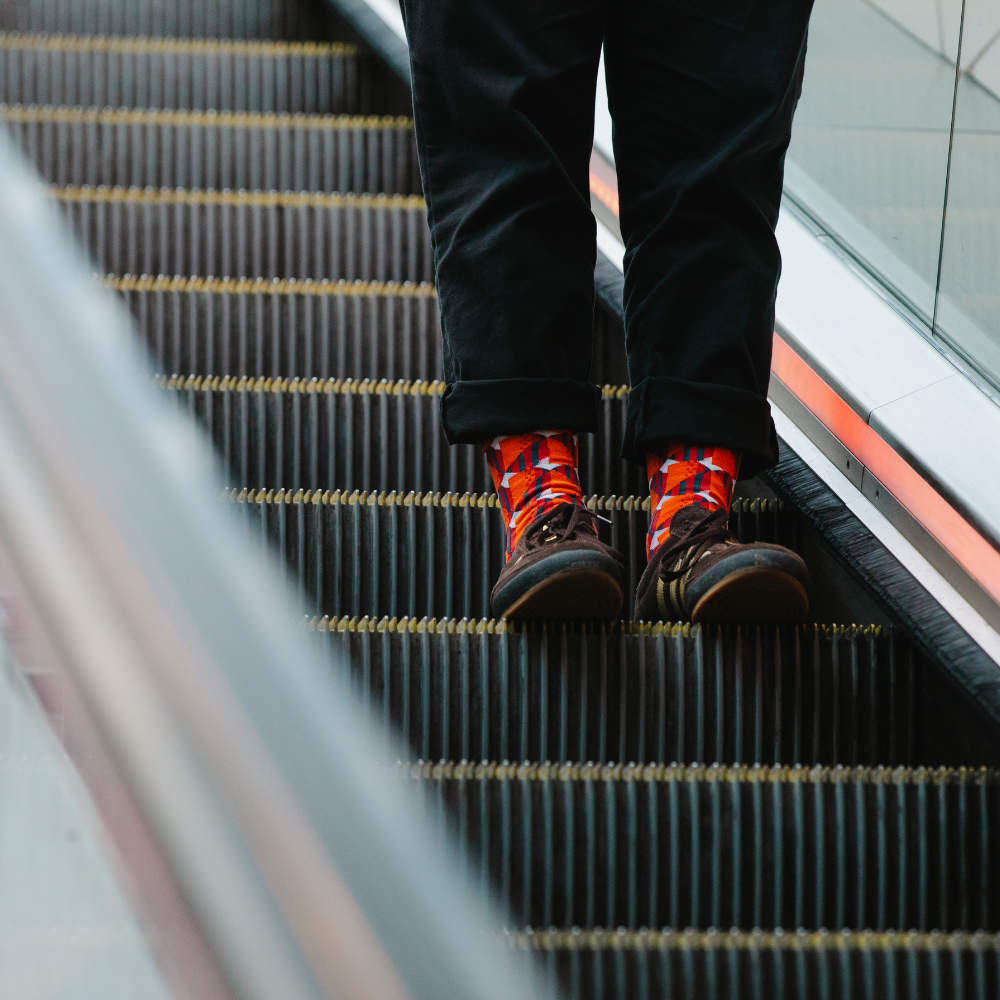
[[231, 488, 792, 622], [411, 760, 999, 934], [1, 106, 419, 193], [60, 188, 433, 282], [315, 617, 914, 771], [164, 377, 645, 497], [504, 929, 1000, 1000], [0, 37, 371, 114], [120, 278, 441, 381]]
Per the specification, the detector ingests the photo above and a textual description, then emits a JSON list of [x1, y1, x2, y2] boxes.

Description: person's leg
[[604, 0, 814, 621], [402, 0, 625, 619], [605, 0, 814, 477], [401, 0, 607, 442]]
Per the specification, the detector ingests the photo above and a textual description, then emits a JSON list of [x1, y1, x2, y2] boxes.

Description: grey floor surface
[[0, 634, 171, 1000]]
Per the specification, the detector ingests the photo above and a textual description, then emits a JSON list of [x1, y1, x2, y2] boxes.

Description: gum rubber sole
[[691, 566, 809, 624], [497, 568, 623, 622]]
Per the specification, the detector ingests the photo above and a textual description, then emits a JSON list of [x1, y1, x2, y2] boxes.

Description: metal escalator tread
[[409, 759, 1000, 935], [0, 32, 371, 114], [0, 2, 342, 41], [160, 375, 645, 498], [314, 614, 915, 770], [116, 275, 441, 382], [504, 927, 1000, 1000], [0, 102, 418, 192], [56, 184, 433, 284], [229, 487, 793, 621]]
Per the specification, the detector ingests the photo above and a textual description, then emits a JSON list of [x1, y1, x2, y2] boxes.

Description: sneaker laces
[[655, 506, 733, 582], [521, 503, 625, 566]]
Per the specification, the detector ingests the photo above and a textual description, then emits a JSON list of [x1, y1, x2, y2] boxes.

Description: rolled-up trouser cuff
[[622, 376, 778, 480], [441, 378, 602, 444]]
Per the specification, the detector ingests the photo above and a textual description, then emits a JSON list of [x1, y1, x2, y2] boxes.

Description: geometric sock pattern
[[646, 443, 741, 558], [485, 430, 586, 560]]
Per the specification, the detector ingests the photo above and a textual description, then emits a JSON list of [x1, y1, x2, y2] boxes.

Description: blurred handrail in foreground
[[0, 128, 547, 1000]]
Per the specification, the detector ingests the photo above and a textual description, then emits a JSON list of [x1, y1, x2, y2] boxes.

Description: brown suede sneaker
[[491, 504, 625, 620], [634, 504, 810, 623]]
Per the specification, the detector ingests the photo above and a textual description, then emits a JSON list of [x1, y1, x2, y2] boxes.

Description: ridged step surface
[[1, 1, 342, 41], [230, 488, 793, 621], [314, 616, 915, 769], [108, 272, 625, 386], [505, 928, 1000, 1000], [163, 376, 645, 497], [0, 103, 418, 192], [59, 186, 432, 282], [115, 275, 440, 381], [0, 33, 371, 113], [409, 760, 999, 934]]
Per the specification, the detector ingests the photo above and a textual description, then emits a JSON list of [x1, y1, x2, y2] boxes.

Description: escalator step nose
[[0, 4, 343, 42], [118, 274, 442, 380], [227, 486, 793, 623], [412, 760, 1000, 935], [0, 33, 371, 114], [1, 103, 419, 192], [163, 376, 646, 498], [57, 185, 433, 283], [317, 616, 916, 770], [504, 926, 1000, 999]]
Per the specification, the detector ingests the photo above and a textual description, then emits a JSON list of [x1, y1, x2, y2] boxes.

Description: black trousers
[[401, 0, 813, 478]]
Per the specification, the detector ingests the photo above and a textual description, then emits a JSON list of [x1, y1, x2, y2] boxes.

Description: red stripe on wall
[[590, 147, 1000, 609], [771, 333, 1000, 606], [589, 150, 619, 218]]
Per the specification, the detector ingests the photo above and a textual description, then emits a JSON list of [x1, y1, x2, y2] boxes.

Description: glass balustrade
[[785, 0, 1000, 393]]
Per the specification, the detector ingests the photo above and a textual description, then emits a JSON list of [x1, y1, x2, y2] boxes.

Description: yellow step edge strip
[[301, 612, 880, 641], [0, 31, 359, 58], [160, 373, 440, 393], [230, 486, 658, 513], [53, 183, 426, 210], [503, 927, 1000, 953], [226, 486, 780, 521], [153, 373, 626, 399], [0, 102, 412, 130], [402, 759, 999, 786], [112, 275, 434, 296]]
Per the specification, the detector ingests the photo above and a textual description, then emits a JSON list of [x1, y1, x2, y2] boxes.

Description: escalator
[[2, 1, 999, 997]]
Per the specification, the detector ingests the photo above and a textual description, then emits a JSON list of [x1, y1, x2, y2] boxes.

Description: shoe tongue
[[561, 504, 596, 537], [668, 502, 717, 533]]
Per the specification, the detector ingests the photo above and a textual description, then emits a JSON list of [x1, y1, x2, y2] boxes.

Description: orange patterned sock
[[646, 443, 741, 558], [485, 430, 586, 560]]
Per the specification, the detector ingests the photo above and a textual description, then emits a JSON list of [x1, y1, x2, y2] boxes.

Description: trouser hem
[[623, 376, 777, 480], [440, 379, 602, 444]]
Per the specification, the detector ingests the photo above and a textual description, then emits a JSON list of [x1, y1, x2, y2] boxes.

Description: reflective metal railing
[[0, 127, 547, 1000]]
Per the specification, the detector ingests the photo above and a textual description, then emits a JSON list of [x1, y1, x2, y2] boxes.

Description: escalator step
[[505, 927, 1000, 1000], [59, 185, 432, 283], [227, 486, 793, 621], [1, 103, 418, 192], [314, 615, 913, 769], [112, 273, 440, 381], [0, 1, 341, 42], [409, 759, 999, 934], [0, 33, 371, 114], [162, 375, 645, 497], [105, 271, 624, 386]]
